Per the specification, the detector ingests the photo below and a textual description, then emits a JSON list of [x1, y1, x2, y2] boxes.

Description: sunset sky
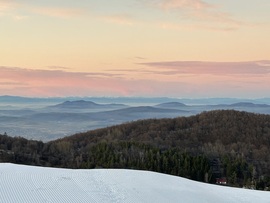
[[1, 0, 270, 98]]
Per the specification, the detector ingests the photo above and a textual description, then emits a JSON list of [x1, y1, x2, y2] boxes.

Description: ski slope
[[0, 163, 269, 203]]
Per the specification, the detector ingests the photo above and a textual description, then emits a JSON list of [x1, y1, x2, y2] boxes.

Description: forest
[[1, 110, 270, 190]]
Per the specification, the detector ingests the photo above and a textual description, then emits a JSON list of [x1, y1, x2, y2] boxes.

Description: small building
[[216, 178, 227, 185]]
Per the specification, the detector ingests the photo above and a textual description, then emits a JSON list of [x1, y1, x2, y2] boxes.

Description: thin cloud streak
[[0, 0, 256, 31], [139, 61, 270, 75], [46, 66, 71, 70], [0, 66, 122, 79], [31, 7, 85, 18], [0, 66, 169, 97], [0, 1, 85, 19], [0, 1, 17, 11], [158, 22, 238, 31], [159, 0, 213, 10], [0, 0, 19, 17], [101, 14, 135, 25]]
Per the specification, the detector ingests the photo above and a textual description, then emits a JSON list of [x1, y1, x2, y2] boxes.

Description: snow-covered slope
[[0, 163, 269, 203]]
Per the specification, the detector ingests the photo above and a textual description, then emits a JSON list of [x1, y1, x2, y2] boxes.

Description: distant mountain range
[[1, 97, 270, 141], [1, 95, 270, 106]]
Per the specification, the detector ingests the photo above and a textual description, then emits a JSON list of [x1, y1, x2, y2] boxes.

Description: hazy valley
[[1, 96, 270, 141]]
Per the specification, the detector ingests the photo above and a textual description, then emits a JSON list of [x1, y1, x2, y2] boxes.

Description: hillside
[[1, 110, 270, 189], [0, 163, 269, 203]]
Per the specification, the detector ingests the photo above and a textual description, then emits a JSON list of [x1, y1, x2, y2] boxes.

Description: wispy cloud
[[135, 56, 147, 60], [0, 66, 146, 97], [0, 0, 19, 17], [13, 15, 28, 20], [139, 61, 270, 76], [46, 66, 71, 70], [31, 7, 85, 18], [101, 14, 135, 25], [155, 0, 246, 30], [0, 1, 85, 19], [159, 0, 213, 10], [158, 21, 238, 31], [0, 81, 27, 86], [0, 1, 17, 11]]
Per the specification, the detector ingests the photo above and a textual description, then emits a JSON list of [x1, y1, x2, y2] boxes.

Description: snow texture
[[0, 163, 269, 203]]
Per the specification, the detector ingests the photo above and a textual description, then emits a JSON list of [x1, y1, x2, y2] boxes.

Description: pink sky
[[1, 1, 270, 98], [1, 61, 269, 98]]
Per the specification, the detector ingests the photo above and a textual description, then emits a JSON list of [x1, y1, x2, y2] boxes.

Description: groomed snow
[[0, 163, 269, 203]]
